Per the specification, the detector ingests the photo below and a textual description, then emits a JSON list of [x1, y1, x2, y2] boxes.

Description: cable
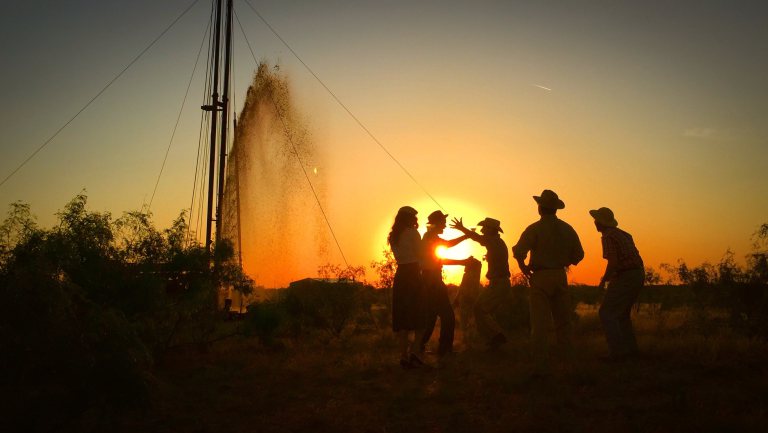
[[148, 15, 212, 211], [240, 0, 445, 212], [188, 0, 217, 246], [235, 11, 350, 268], [0, 0, 203, 190]]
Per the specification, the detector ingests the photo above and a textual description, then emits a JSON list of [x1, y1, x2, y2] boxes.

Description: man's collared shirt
[[601, 227, 643, 271], [512, 214, 584, 270], [420, 230, 446, 272], [469, 233, 510, 280]]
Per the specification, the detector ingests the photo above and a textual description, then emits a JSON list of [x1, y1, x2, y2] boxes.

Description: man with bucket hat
[[451, 216, 512, 349], [590, 207, 645, 361], [512, 189, 584, 369], [419, 210, 471, 357]]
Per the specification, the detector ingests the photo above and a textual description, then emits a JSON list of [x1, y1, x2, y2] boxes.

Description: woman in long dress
[[388, 206, 426, 368]]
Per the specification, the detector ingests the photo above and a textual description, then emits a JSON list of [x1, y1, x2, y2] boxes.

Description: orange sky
[[1, 1, 767, 287]]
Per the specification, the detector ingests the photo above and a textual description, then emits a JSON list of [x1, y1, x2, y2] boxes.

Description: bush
[[0, 250, 151, 431], [0, 195, 253, 430], [283, 279, 374, 336], [243, 301, 284, 344]]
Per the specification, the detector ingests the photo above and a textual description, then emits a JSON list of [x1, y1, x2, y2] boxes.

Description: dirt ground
[[118, 309, 768, 433]]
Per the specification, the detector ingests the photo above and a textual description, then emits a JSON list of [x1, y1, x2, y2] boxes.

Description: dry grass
[[118, 309, 768, 433]]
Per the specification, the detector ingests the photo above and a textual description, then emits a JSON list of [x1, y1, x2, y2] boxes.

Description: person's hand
[[450, 217, 465, 232], [520, 263, 532, 279]]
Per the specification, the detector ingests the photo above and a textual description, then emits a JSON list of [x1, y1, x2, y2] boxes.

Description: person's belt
[[531, 266, 565, 272]]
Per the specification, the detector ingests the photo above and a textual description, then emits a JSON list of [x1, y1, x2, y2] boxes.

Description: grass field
[[113, 307, 768, 433]]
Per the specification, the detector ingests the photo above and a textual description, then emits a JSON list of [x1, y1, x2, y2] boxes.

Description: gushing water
[[220, 63, 329, 288]]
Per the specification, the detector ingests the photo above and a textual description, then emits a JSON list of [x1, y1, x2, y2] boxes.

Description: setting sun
[[429, 226, 486, 285]]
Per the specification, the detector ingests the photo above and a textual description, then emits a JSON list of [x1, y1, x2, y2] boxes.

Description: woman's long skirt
[[391, 262, 425, 332]]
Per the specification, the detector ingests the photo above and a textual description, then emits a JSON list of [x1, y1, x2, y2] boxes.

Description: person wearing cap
[[589, 207, 645, 361], [388, 205, 427, 368], [512, 189, 584, 368], [451, 216, 512, 349], [418, 210, 471, 357]]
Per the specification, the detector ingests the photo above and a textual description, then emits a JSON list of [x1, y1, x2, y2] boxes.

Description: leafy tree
[[644, 266, 662, 285], [748, 223, 768, 284], [0, 201, 38, 267], [369, 249, 396, 289], [317, 263, 366, 282]]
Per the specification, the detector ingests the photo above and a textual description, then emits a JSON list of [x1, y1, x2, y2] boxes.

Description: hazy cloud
[[683, 127, 731, 141]]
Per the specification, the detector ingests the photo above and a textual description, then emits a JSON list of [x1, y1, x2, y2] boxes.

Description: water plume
[[220, 62, 329, 288]]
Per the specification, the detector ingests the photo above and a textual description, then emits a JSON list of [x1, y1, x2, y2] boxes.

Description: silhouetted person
[[512, 190, 584, 369], [419, 211, 470, 357], [452, 217, 511, 349], [455, 257, 482, 335], [590, 207, 645, 361], [388, 206, 427, 369]]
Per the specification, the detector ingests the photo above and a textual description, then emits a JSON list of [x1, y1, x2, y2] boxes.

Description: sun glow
[[434, 228, 475, 261], [432, 227, 485, 285], [376, 197, 490, 285]]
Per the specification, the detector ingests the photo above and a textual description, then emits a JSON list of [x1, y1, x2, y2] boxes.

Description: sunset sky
[[1, 1, 767, 287]]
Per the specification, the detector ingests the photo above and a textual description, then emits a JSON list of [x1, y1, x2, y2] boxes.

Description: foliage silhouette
[[0, 194, 254, 431]]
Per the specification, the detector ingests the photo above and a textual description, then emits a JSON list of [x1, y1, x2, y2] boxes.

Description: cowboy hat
[[477, 217, 503, 233], [589, 207, 619, 228], [427, 210, 449, 225], [533, 189, 565, 210]]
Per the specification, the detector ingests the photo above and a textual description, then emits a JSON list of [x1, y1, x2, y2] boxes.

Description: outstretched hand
[[450, 217, 466, 232]]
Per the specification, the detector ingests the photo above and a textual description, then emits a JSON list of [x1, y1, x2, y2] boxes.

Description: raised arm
[[450, 217, 482, 243], [443, 233, 469, 248]]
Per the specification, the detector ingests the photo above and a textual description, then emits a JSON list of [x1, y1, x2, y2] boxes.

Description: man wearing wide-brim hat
[[512, 189, 584, 370], [451, 216, 512, 349], [589, 207, 645, 361]]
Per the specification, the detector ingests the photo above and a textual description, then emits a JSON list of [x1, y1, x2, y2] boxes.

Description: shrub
[[0, 195, 253, 429], [283, 279, 373, 336], [243, 301, 284, 344]]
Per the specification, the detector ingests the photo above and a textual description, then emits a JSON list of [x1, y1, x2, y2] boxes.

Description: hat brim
[[477, 222, 503, 233], [533, 195, 565, 210], [589, 209, 618, 227], [427, 212, 448, 225]]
